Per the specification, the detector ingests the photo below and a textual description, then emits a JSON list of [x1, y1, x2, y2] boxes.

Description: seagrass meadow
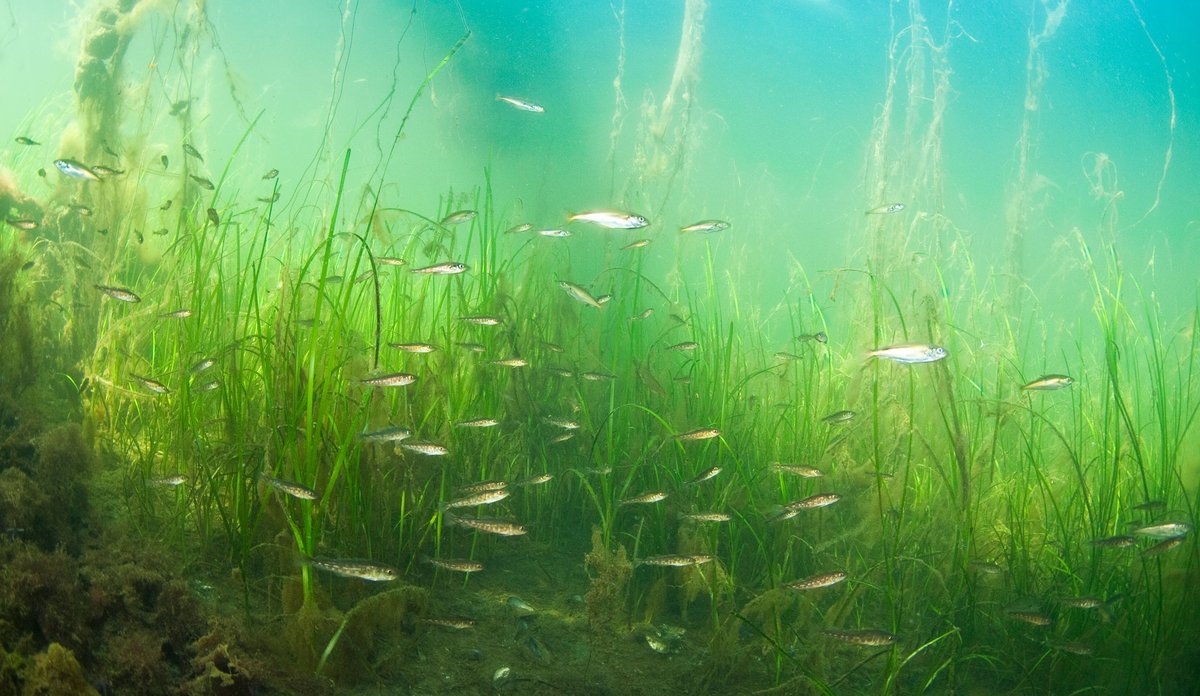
[[0, 1, 1197, 694]]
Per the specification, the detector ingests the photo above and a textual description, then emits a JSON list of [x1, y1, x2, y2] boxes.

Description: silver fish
[[1021, 374, 1074, 391], [422, 556, 484, 573], [620, 491, 668, 506], [675, 428, 721, 441], [456, 417, 500, 428], [686, 466, 722, 485], [622, 239, 651, 250], [260, 473, 318, 501], [567, 210, 649, 229], [1132, 522, 1191, 539], [411, 262, 468, 275], [95, 285, 141, 303], [401, 441, 450, 456], [679, 219, 730, 234], [866, 203, 906, 215], [358, 426, 413, 442], [442, 489, 510, 510], [679, 512, 732, 523], [821, 629, 897, 646], [439, 210, 477, 226], [130, 374, 170, 394], [460, 315, 503, 326], [358, 372, 417, 387], [54, 158, 101, 181], [559, 281, 602, 309], [305, 557, 397, 581], [496, 94, 545, 113], [868, 343, 947, 364], [389, 342, 438, 353]]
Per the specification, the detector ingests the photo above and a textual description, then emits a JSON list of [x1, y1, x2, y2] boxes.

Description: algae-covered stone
[[21, 643, 99, 696]]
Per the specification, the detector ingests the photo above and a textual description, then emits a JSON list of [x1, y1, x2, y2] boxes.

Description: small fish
[[542, 342, 565, 353], [545, 367, 574, 378], [420, 556, 480, 573], [390, 342, 438, 353], [868, 343, 948, 364], [667, 341, 699, 352], [559, 281, 603, 309], [1091, 535, 1137, 549], [152, 228, 169, 236], [680, 512, 732, 523], [788, 493, 841, 510], [358, 426, 413, 442], [1022, 374, 1074, 391], [460, 315, 502, 326], [686, 466, 722, 485], [358, 372, 417, 387], [638, 554, 715, 568], [91, 165, 124, 177], [580, 371, 616, 381], [445, 514, 527, 536], [822, 410, 857, 424], [456, 417, 500, 428], [135, 230, 145, 244], [538, 228, 571, 238], [675, 428, 721, 441], [1057, 596, 1103, 609], [95, 284, 141, 303], [54, 159, 101, 181], [130, 374, 170, 394], [1007, 610, 1052, 626], [263, 168, 279, 180], [797, 332, 828, 344], [1132, 522, 1192, 539], [5, 218, 37, 230], [631, 308, 654, 321], [496, 94, 545, 113], [442, 489, 510, 510], [1133, 500, 1166, 512], [822, 629, 897, 646], [160, 155, 169, 169], [620, 491, 668, 506], [439, 210, 477, 226], [1143, 536, 1186, 557], [770, 463, 824, 478], [970, 561, 1004, 575], [411, 262, 468, 275], [421, 616, 477, 629], [401, 441, 450, 456], [68, 204, 93, 216], [506, 223, 534, 234], [160, 199, 173, 211], [543, 416, 580, 430], [786, 571, 848, 590], [189, 174, 215, 190], [193, 380, 220, 393], [866, 203, 906, 215], [14, 136, 40, 146], [458, 480, 508, 494], [622, 239, 651, 250], [183, 143, 204, 161], [1048, 641, 1094, 656], [458, 342, 486, 353], [150, 474, 187, 487], [206, 208, 220, 226], [679, 219, 730, 234], [489, 357, 529, 368], [514, 473, 553, 487], [507, 596, 537, 617], [257, 193, 281, 204], [305, 557, 397, 582], [36, 168, 45, 177], [190, 358, 215, 374], [169, 99, 192, 116], [549, 432, 576, 444], [568, 210, 649, 229], [775, 352, 802, 362], [378, 257, 407, 267], [260, 473, 318, 501]]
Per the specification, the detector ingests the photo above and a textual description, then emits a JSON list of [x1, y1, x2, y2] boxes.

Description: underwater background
[[0, 0, 1197, 693]]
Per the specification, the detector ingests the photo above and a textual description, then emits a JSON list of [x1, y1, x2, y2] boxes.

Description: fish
[[68, 204, 93, 216], [458, 480, 508, 494], [259, 473, 318, 501], [580, 371, 616, 381], [421, 616, 477, 629], [785, 571, 848, 590], [190, 358, 215, 374], [674, 428, 721, 441], [263, 168, 279, 180], [1142, 536, 1186, 557], [507, 596, 537, 617], [797, 332, 828, 344], [787, 493, 841, 510], [160, 155, 169, 169], [506, 223, 534, 234], [1021, 374, 1074, 391], [257, 193, 281, 204], [458, 342, 486, 353], [189, 174, 215, 190], [389, 342, 438, 353], [1057, 596, 1103, 609], [130, 374, 170, 395], [358, 373, 417, 387], [620, 491, 668, 506], [152, 228, 169, 237], [622, 239, 651, 250], [777, 353, 803, 362], [54, 159, 101, 181], [568, 210, 649, 229], [542, 342, 565, 353], [1132, 522, 1191, 539], [868, 343, 948, 363], [304, 557, 397, 581], [543, 417, 580, 430], [821, 629, 897, 646], [1007, 610, 1052, 626], [150, 474, 187, 487], [95, 284, 141, 303], [667, 341, 699, 352], [496, 94, 545, 113], [91, 165, 124, 177], [514, 473, 553, 487], [378, 257, 407, 267], [680, 512, 732, 523], [445, 514, 527, 536], [545, 367, 574, 378], [489, 357, 529, 368], [549, 433, 576, 444], [770, 463, 823, 478], [169, 99, 192, 115], [401, 441, 450, 456], [5, 218, 37, 230], [439, 210, 477, 226], [559, 281, 603, 309], [160, 199, 173, 211], [631, 308, 654, 321], [441, 489, 510, 510], [1090, 535, 1137, 549], [357, 426, 413, 442], [460, 315, 502, 326], [420, 556, 480, 573], [1047, 641, 1094, 656], [183, 143, 204, 161], [538, 228, 571, 237], [193, 380, 221, 393], [866, 203, 906, 214], [14, 136, 40, 146], [206, 208, 220, 226], [679, 219, 730, 234], [1132, 500, 1166, 512], [823, 410, 856, 424], [637, 554, 715, 567], [456, 417, 500, 428], [686, 466, 722, 485]]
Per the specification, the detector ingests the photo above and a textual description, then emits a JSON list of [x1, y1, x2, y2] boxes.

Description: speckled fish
[[54, 158, 101, 181], [620, 491, 668, 506], [193, 380, 220, 393], [445, 514, 527, 536], [567, 210, 649, 229], [638, 554, 715, 567], [549, 432, 576, 444], [559, 281, 602, 309], [401, 441, 450, 456], [305, 557, 397, 581], [506, 223, 534, 234], [189, 174, 215, 190], [674, 428, 721, 441], [686, 466, 722, 485], [1057, 596, 1103, 609], [679, 219, 730, 234], [788, 493, 841, 510], [822, 629, 897, 646], [1142, 536, 1186, 556], [439, 210, 477, 226], [496, 94, 545, 113], [770, 463, 824, 478], [457, 480, 508, 494], [456, 417, 500, 428], [6, 218, 37, 230], [514, 473, 553, 487], [441, 489, 510, 510], [183, 143, 204, 162], [1007, 610, 1051, 626], [357, 426, 413, 442], [866, 203, 905, 214], [460, 315, 502, 326], [1022, 374, 1074, 391], [262, 168, 279, 180], [1132, 522, 1192, 539], [631, 308, 654, 321], [666, 341, 699, 352], [822, 410, 856, 424], [538, 228, 571, 238], [389, 342, 438, 353], [680, 512, 731, 523], [411, 262, 468, 275], [1090, 534, 1137, 549], [786, 571, 848, 590], [622, 239, 651, 250], [358, 372, 416, 387], [868, 343, 947, 363], [378, 257, 407, 267], [797, 332, 828, 344], [421, 616, 477, 629], [130, 374, 170, 394], [543, 416, 579, 430], [1048, 641, 1094, 656], [490, 357, 528, 368], [580, 371, 615, 381], [260, 473, 318, 501], [458, 342, 486, 353], [95, 284, 141, 303], [190, 358, 216, 374], [150, 474, 187, 487]]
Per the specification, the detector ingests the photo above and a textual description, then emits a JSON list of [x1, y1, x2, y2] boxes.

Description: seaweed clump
[[19, 643, 99, 696], [583, 528, 632, 636]]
